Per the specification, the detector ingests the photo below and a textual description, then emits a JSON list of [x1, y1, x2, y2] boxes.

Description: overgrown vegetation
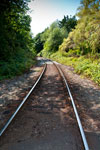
[[36, 0, 100, 85], [1, 0, 100, 85], [36, 16, 77, 56], [49, 51, 100, 85], [59, 0, 100, 54], [0, 0, 36, 80]]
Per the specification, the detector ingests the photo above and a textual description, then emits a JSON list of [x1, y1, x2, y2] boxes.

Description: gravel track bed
[[0, 62, 83, 150], [59, 63, 100, 150], [0, 57, 100, 150]]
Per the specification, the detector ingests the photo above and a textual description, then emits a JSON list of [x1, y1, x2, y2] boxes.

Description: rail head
[[0, 64, 46, 137], [53, 61, 89, 150]]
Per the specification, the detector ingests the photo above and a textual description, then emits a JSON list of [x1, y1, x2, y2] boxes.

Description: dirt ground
[[0, 57, 100, 150]]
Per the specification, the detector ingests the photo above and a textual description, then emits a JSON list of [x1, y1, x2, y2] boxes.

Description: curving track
[[0, 58, 89, 150]]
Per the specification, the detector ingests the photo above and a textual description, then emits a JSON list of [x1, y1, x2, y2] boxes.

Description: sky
[[28, 0, 81, 36]]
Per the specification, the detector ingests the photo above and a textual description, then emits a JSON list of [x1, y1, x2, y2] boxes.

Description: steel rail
[[54, 62, 89, 150], [0, 64, 46, 137]]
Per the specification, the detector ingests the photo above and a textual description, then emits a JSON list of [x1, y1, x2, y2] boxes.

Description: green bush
[[0, 50, 36, 80]]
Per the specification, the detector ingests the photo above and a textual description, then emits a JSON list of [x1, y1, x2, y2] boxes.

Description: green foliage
[[0, 0, 36, 80], [35, 16, 76, 57], [38, 21, 67, 57], [33, 33, 44, 53], [74, 57, 100, 84], [36, 0, 100, 86], [0, 50, 36, 80], [40, 27, 50, 43], [77, 0, 100, 18], [44, 27, 64, 52], [50, 51, 100, 85], [59, 15, 77, 33], [59, 31, 75, 52], [59, 0, 100, 54]]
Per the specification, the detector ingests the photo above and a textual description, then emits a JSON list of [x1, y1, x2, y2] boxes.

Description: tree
[[40, 21, 67, 54], [44, 27, 64, 53], [0, 0, 33, 61], [0, 0, 36, 80], [77, 0, 100, 18], [59, 0, 100, 54], [33, 33, 44, 53], [59, 15, 77, 33]]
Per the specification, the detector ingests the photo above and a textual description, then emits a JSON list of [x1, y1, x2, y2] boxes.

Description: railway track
[[0, 59, 89, 150]]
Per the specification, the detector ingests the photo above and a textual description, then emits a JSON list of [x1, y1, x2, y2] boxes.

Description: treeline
[[59, 0, 100, 55], [34, 0, 100, 85], [34, 15, 77, 57], [35, 0, 100, 57], [0, 0, 35, 80], [1, 0, 100, 83]]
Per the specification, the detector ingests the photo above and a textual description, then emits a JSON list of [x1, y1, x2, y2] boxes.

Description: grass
[[48, 51, 100, 85]]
